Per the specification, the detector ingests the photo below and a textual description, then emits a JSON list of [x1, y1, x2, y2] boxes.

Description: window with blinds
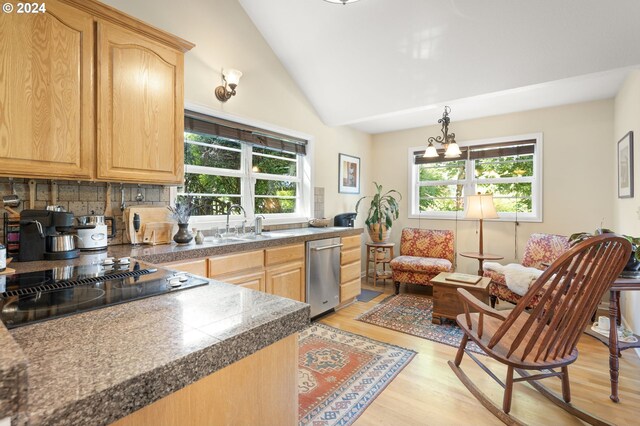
[[180, 110, 308, 218], [409, 135, 542, 221]]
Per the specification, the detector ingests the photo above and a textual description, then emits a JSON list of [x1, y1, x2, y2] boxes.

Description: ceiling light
[[215, 68, 242, 102], [324, 0, 361, 5], [423, 106, 461, 159]]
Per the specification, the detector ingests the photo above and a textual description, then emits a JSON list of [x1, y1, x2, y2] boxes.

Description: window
[[409, 134, 542, 221], [179, 110, 310, 223]]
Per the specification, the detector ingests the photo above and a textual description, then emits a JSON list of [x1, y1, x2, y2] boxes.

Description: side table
[[583, 277, 640, 402], [365, 242, 395, 287], [430, 272, 491, 324], [459, 252, 504, 276]]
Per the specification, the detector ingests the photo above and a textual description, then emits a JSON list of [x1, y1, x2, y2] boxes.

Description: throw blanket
[[484, 262, 544, 296]]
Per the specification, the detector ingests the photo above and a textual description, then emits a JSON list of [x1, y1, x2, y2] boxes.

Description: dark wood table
[[583, 277, 640, 402], [459, 252, 504, 276]]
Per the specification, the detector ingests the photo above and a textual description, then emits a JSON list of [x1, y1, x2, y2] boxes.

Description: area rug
[[357, 289, 383, 302], [298, 323, 416, 425], [356, 294, 485, 355]]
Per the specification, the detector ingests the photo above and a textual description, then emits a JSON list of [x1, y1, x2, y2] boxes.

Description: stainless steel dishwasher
[[306, 237, 342, 318]]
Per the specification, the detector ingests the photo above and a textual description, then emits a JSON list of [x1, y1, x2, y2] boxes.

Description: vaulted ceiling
[[239, 0, 640, 133]]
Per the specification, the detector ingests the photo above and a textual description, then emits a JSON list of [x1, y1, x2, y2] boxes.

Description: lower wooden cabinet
[[340, 235, 362, 302], [163, 244, 305, 302], [223, 270, 266, 292], [266, 261, 305, 302]]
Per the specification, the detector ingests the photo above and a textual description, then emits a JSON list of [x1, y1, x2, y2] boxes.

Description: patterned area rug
[[356, 294, 485, 355], [298, 323, 416, 426]]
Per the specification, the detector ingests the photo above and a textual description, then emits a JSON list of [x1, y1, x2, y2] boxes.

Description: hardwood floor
[[319, 279, 640, 425]]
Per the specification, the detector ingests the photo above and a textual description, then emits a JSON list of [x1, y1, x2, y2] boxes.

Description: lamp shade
[[423, 143, 439, 158], [464, 193, 498, 219], [444, 141, 462, 158], [224, 69, 243, 86]]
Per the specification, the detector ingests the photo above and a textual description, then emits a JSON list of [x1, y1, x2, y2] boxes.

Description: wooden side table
[[365, 242, 395, 287], [583, 277, 640, 403], [430, 272, 491, 324], [459, 252, 504, 276]]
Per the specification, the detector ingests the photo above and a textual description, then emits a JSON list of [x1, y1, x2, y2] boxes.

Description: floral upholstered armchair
[[390, 228, 455, 294], [483, 233, 570, 308]]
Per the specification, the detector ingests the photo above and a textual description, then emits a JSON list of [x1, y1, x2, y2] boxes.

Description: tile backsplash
[[0, 178, 170, 245]]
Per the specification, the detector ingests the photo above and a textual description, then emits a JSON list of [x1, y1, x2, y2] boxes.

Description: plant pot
[[173, 223, 193, 244], [368, 223, 390, 243]]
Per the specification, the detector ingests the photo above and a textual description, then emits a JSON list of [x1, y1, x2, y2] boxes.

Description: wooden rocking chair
[[449, 234, 631, 426]]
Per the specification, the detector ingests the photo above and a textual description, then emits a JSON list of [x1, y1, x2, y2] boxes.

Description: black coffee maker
[[334, 212, 357, 227], [18, 209, 78, 261]]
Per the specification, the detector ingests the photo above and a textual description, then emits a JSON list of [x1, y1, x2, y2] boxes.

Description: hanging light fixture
[[423, 106, 462, 159], [324, 0, 361, 4]]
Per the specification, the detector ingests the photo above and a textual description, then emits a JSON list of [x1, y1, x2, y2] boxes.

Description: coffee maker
[[18, 209, 79, 261]]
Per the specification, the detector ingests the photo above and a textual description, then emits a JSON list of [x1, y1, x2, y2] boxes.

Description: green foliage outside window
[[182, 132, 298, 216], [418, 153, 534, 214]]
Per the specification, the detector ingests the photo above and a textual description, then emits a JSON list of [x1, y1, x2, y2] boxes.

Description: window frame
[[175, 103, 313, 228], [408, 133, 543, 222]]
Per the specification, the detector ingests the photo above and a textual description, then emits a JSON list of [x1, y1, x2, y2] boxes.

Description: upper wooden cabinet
[[96, 22, 184, 184], [0, 0, 194, 184], [0, 0, 94, 179]]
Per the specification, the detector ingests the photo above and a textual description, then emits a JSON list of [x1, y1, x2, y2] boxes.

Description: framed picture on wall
[[618, 131, 634, 199], [338, 153, 360, 194]]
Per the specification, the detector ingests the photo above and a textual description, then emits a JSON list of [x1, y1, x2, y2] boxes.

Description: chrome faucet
[[225, 203, 246, 235]]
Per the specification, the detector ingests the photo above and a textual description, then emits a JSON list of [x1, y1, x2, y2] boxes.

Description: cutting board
[[142, 222, 174, 245], [124, 206, 175, 244]]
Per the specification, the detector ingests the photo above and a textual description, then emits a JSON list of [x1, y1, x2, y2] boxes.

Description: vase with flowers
[[168, 203, 193, 244]]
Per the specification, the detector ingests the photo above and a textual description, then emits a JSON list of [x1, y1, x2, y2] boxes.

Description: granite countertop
[[0, 227, 361, 425]]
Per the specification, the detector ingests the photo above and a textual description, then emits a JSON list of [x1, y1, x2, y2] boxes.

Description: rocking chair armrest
[[457, 288, 508, 321]]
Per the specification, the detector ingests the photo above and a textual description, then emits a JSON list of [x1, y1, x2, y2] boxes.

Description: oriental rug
[[298, 323, 415, 426], [356, 294, 485, 355]]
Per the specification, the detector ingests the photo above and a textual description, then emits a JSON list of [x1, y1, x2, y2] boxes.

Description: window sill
[[407, 213, 542, 223], [188, 215, 310, 229]]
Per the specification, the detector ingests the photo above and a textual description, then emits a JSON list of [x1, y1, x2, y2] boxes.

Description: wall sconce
[[215, 68, 243, 102], [423, 106, 462, 159]]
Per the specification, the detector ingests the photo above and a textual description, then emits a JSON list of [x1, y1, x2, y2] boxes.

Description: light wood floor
[[319, 279, 640, 425]]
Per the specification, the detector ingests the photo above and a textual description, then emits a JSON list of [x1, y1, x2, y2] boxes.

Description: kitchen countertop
[[0, 226, 361, 425]]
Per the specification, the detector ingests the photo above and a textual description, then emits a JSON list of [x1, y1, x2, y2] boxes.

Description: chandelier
[[423, 106, 462, 159]]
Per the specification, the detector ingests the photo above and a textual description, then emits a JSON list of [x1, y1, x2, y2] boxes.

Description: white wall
[[102, 0, 373, 221], [613, 70, 640, 333], [372, 100, 615, 274]]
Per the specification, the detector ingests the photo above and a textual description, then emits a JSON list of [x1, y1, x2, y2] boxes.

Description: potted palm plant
[[355, 182, 401, 243]]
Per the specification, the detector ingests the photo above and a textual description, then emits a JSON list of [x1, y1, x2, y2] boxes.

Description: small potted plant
[[168, 202, 193, 244], [355, 182, 401, 243], [569, 228, 640, 277]]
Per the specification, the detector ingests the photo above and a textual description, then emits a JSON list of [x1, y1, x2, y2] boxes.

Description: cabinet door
[[96, 21, 184, 184], [266, 261, 305, 302], [0, 0, 94, 179], [224, 271, 266, 292]]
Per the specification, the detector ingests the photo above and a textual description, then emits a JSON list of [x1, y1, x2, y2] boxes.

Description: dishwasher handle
[[311, 243, 344, 251]]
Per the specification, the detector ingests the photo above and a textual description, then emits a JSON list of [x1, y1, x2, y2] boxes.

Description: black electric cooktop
[[0, 260, 209, 329]]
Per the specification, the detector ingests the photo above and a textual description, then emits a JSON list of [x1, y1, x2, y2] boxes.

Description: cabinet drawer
[[265, 244, 304, 266], [163, 259, 207, 277], [342, 235, 361, 250], [340, 261, 361, 284], [341, 247, 360, 266], [340, 278, 361, 302], [208, 250, 264, 278]]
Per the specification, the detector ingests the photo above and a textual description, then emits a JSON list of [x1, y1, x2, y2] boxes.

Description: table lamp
[[464, 193, 498, 254]]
